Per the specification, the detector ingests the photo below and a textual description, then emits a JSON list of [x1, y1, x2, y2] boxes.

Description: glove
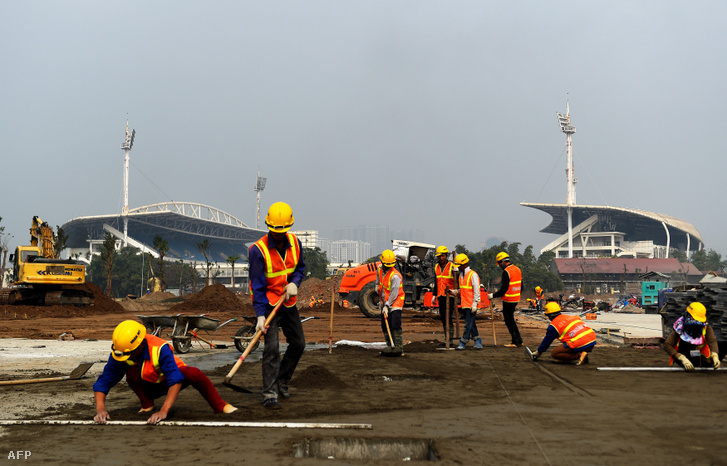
[[488, 293, 494, 300], [711, 353, 721, 370], [471, 304, 478, 314], [256, 316, 267, 334], [677, 354, 694, 371], [284, 283, 298, 300], [382, 305, 389, 317], [532, 350, 541, 361], [449, 289, 460, 297], [431, 296, 438, 307]]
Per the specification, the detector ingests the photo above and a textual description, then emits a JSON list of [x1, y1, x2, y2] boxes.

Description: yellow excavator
[[0, 216, 94, 306]]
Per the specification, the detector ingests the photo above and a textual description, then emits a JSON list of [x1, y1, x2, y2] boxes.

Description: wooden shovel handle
[[224, 297, 284, 382]]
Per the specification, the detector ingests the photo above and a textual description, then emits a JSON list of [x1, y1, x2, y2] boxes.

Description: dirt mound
[[291, 364, 348, 389], [0, 281, 126, 319], [140, 291, 177, 302], [168, 283, 247, 315]]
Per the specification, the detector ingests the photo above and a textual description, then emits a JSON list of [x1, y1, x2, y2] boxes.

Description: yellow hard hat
[[686, 302, 707, 323], [454, 253, 469, 266], [111, 320, 146, 361], [435, 246, 449, 256], [380, 249, 396, 267], [496, 252, 509, 263], [265, 202, 295, 233], [544, 302, 561, 314], [535, 286, 542, 293]]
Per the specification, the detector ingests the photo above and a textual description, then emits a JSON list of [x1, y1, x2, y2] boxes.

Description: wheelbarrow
[[170, 314, 238, 354], [137, 315, 177, 337]]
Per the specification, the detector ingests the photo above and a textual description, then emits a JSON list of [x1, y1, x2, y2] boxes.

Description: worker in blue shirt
[[248, 202, 306, 409]]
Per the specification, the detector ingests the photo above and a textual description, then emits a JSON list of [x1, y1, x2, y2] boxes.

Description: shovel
[[0, 362, 94, 386], [525, 346, 536, 361], [222, 297, 284, 393]]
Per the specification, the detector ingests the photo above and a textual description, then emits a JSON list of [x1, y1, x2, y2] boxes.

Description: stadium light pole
[[254, 171, 267, 229], [557, 103, 576, 258], [120, 121, 136, 247]]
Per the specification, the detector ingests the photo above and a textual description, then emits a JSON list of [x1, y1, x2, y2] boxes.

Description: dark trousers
[[125, 364, 227, 413], [437, 296, 456, 335], [262, 304, 306, 400], [381, 309, 402, 343], [502, 301, 523, 346]]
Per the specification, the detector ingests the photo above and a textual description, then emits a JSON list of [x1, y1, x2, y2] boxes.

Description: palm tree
[[226, 254, 241, 291]]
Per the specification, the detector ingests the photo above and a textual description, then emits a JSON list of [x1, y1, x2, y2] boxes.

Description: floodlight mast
[[254, 171, 267, 229], [557, 102, 576, 258], [120, 121, 136, 247]]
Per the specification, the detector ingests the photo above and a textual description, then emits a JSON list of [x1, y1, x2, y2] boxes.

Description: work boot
[[222, 403, 238, 414], [393, 330, 404, 355], [277, 382, 291, 399], [262, 398, 281, 410], [474, 338, 483, 350], [456, 340, 467, 351]]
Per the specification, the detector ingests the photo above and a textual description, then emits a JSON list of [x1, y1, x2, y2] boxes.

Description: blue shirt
[[92, 339, 185, 394], [248, 232, 306, 317]]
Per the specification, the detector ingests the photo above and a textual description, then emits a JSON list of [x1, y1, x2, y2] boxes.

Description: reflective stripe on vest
[[552, 315, 597, 350], [125, 335, 186, 384], [459, 269, 476, 308], [669, 328, 710, 365], [435, 262, 455, 297], [252, 233, 300, 307], [378, 266, 405, 309], [503, 264, 522, 303], [536, 289, 544, 300]]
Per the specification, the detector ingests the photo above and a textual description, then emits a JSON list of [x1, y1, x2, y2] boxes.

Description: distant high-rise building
[[333, 225, 423, 255], [330, 240, 371, 264]]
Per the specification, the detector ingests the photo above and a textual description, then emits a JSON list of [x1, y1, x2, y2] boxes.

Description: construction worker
[[249, 201, 306, 409], [488, 252, 523, 348], [377, 249, 405, 355], [663, 302, 721, 371], [432, 245, 456, 345], [449, 253, 482, 350], [93, 320, 236, 425], [531, 302, 596, 365], [534, 286, 545, 311]]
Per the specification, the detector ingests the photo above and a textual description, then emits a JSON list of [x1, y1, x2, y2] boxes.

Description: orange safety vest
[[535, 289, 544, 300], [251, 233, 301, 308], [502, 264, 522, 303], [551, 314, 597, 350], [377, 266, 405, 309], [458, 269, 477, 308], [126, 335, 186, 384], [669, 327, 711, 366], [435, 262, 455, 297]]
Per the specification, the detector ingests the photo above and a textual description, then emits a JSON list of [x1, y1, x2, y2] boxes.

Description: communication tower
[[556, 103, 576, 258]]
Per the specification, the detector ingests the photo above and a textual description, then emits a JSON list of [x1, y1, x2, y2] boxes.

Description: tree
[[197, 239, 214, 286], [153, 235, 170, 291], [690, 249, 725, 273], [99, 233, 117, 297], [301, 247, 328, 280], [54, 226, 69, 259], [226, 254, 241, 290]]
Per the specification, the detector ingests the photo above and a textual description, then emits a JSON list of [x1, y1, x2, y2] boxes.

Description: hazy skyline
[[3, 2, 726, 259]]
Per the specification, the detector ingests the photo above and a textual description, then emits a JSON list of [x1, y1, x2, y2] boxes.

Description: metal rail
[[0, 419, 373, 429]]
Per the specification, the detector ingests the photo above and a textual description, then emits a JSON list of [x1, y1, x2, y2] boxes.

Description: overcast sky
[[3, 1, 726, 258]]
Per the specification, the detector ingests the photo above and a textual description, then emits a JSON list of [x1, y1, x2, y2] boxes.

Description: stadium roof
[[521, 202, 704, 252], [62, 202, 264, 261]]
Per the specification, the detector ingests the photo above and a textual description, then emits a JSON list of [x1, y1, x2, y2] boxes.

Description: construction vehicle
[[0, 216, 93, 306], [338, 240, 437, 318]]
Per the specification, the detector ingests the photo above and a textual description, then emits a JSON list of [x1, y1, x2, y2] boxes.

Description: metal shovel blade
[[222, 380, 253, 394], [525, 346, 534, 361]]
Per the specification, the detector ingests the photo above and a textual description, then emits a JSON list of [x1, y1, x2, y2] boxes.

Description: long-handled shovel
[[0, 362, 94, 386], [222, 297, 284, 393], [490, 302, 497, 346]]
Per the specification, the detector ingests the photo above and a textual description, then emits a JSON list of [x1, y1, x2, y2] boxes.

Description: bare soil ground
[[1, 282, 726, 464]]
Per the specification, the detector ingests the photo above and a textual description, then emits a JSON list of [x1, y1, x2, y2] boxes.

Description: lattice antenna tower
[[254, 171, 267, 229]]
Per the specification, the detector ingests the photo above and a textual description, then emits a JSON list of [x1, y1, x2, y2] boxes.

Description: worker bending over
[[93, 320, 236, 424], [449, 253, 482, 350], [664, 302, 721, 371], [531, 303, 596, 365], [377, 249, 405, 355]]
